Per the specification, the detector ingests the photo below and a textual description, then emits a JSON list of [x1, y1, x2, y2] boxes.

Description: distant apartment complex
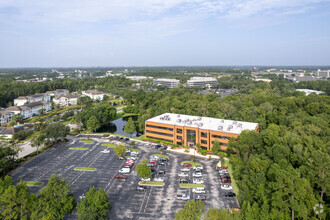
[[284, 76, 326, 83], [187, 77, 218, 88], [153, 79, 180, 88], [82, 90, 104, 100], [14, 93, 51, 106], [145, 113, 259, 151], [317, 69, 330, 78], [53, 94, 82, 107], [296, 89, 325, 95], [45, 89, 69, 97], [126, 76, 151, 81]]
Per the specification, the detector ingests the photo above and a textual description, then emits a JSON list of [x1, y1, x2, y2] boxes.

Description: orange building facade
[[145, 113, 259, 151]]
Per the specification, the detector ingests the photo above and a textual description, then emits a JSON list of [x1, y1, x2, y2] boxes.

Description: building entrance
[[186, 129, 196, 148]]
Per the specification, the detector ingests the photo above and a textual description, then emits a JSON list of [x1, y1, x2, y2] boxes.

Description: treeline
[[123, 79, 329, 219], [0, 175, 110, 220]]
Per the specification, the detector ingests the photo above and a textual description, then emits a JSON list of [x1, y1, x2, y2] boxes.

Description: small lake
[[97, 116, 142, 137]]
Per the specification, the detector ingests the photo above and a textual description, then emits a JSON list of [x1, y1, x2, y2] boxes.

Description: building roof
[[25, 101, 48, 108], [83, 90, 104, 95], [15, 96, 29, 100], [296, 89, 325, 95], [153, 78, 179, 82], [146, 113, 258, 135], [188, 77, 217, 82], [0, 124, 33, 135]]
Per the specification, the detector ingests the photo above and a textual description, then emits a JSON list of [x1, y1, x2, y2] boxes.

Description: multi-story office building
[[317, 69, 330, 78], [145, 113, 258, 151], [153, 79, 180, 88], [187, 77, 218, 88]]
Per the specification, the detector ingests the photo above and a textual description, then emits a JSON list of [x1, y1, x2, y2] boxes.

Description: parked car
[[125, 138, 129, 141], [183, 163, 192, 167], [156, 170, 166, 175], [159, 162, 167, 166], [141, 177, 151, 181], [219, 170, 229, 174], [114, 175, 127, 180], [131, 152, 139, 157], [159, 157, 168, 162], [193, 172, 203, 177], [221, 184, 233, 190], [114, 136, 120, 140], [195, 194, 206, 201], [136, 186, 147, 192], [117, 157, 124, 160], [119, 167, 130, 173], [154, 177, 165, 182], [101, 149, 110, 154], [193, 166, 203, 171], [125, 162, 134, 167], [217, 167, 228, 171], [147, 163, 156, 167], [154, 145, 161, 149], [149, 160, 157, 164], [221, 178, 231, 183], [152, 155, 160, 160], [193, 179, 204, 184], [192, 187, 205, 194], [225, 192, 236, 197], [180, 167, 190, 172], [159, 146, 167, 150], [178, 172, 189, 177], [179, 179, 190, 183], [177, 194, 190, 200], [127, 157, 136, 161]]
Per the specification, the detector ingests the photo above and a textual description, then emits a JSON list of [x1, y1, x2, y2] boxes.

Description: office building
[[153, 79, 179, 88], [145, 113, 258, 151], [317, 69, 330, 78], [187, 77, 218, 88]]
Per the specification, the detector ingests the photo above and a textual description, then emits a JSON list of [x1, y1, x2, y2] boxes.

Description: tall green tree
[[204, 208, 241, 220], [31, 174, 76, 220], [0, 144, 18, 175], [114, 144, 126, 157], [175, 200, 205, 220], [136, 159, 151, 179], [86, 116, 101, 132], [44, 123, 70, 142], [212, 141, 221, 155], [124, 117, 136, 137], [77, 187, 110, 220], [31, 132, 46, 155]]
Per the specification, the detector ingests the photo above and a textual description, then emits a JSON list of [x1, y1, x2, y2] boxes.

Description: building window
[[201, 147, 207, 150], [201, 132, 207, 138], [146, 135, 173, 142], [146, 130, 173, 137], [201, 140, 207, 144], [146, 124, 173, 131], [177, 128, 182, 134], [177, 136, 182, 140], [186, 130, 196, 144], [211, 134, 230, 140]]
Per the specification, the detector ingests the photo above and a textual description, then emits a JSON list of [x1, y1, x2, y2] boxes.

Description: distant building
[[82, 90, 104, 100], [3, 101, 51, 120], [251, 67, 259, 72], [45, 89, 69, 97], [285, 76, 326, 83], [0, 124, 34, 139], [296, 89, 325, 95], [317, 69, 330, 78], [14, 93, 51, 106], [254, 78, 272, 83], [126, 76, 151, 81], [53, 94, 82, 107], [0, 110, 14, 126], [187, 77, 218, 88], [153, 78, 179, 88]]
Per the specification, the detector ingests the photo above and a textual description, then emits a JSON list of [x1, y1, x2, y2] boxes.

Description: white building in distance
[[153, 78, 180, 88], [126, 76, 151, 81], [82, 90, 104, 100], [187, 77, 218, 88], [296, 89, 325, 95], [317, 69, 330, 78], [53, 94, 82, 107], [14, 93, 51, 106]]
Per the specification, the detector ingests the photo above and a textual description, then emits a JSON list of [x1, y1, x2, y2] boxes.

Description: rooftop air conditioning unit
[[238, 123, 242, 127], [218, 126, 223, 131], [228, 125, 233, 129], [177, 115, 180, 117], [187, 121, 192, 125], [221, 119, 224, 123], [227, 127, 231, 131], [233, 121, 237, 125], [177, 119, 181, 123], [197, 117, 202, 121]]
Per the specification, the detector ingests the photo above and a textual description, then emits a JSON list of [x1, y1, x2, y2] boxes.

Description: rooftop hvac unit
[[177, 115, 180, 117], [192, 119, 196, 121], [228, 125, 233, 129], [187, 121, 192, 125], [160, 117, 164, 120], [238, 123, 242, 127], [197, 117, 202, 121], [221, 119, 224, 123], [227, 127, 231, 131], [177, 119, 181, 123], [233, 121, 237, 125], [218, 126, 223, 131]]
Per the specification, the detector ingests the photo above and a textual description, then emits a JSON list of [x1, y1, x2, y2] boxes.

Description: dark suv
[[136, 186, 148, 192], [179, 179, 190, 183], [225, 192, 236, 197]]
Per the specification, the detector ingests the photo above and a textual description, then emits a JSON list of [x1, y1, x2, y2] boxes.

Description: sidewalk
[[17, 141, 36, 159]]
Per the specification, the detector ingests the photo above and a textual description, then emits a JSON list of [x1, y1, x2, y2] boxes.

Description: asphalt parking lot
[[10, 136, 239, 220]]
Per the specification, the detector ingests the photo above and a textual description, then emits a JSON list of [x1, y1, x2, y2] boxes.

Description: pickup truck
[[177, 194, 190, 200]]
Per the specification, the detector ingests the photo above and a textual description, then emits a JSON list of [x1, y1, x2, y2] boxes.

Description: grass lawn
[[181, 161, 202, 167], [74, 167, 96, 171], [102, 143, 117, 148], [129, 148, 141, 153], [69, 147, 88, 150], [139, 181, 164, 186], [224, 159, 239, 196], [179, 183, 205, 188], [122, 113, 138, 117], [151, 154, 169, 160], [24, 181, 43, 186], [80, 140, 94, 144]]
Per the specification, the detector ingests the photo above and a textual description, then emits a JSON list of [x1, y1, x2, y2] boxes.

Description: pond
[[97, 116, 142, 137]]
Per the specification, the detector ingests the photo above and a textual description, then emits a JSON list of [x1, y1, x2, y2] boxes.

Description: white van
[[192, 187, 205, 194], [119, 167, 131, 174]]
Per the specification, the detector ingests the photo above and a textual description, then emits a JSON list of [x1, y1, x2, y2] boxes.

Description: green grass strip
[[69, 147, 88, 150], [224, 159, 239, 196], [102, 143, 117, 148], [181, 161, 202, 167], [151, 154, 169, 160], [139, 181, 164, 186], [24, 181, 43, 186], [180, 184, 205, 188], [128, 148, 141, 153], [80, 140, 94, 144], [74, 167, 96, 171]]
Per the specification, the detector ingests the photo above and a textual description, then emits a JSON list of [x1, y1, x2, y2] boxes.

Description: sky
[[0, 0, 330, 67]]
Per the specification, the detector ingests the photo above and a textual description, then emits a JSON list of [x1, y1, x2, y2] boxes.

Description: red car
[[217, 167, 228, 171], [125, 162, 134, 166], [114, 175, 127, 180], [117, 157, 124, 160], [221, 178, 231, 183], [149, 160, 157, 164], [183, 163, 192, 167]]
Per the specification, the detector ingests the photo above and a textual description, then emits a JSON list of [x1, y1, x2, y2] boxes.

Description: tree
[[8, 120, 17, 127], [124, 117, 136, 137], [12, 114, 24, 122], [212, 141, 221, 155], [114, 144, 126, 157], [31, 174, 76, 219], [0, 179, 36, 220], [136, 159, 151, 179], [0, 144, 19, 175], [86, 116, 101, 132], [78, 96, 92, 105], [31, 132, 46, 155], [77, 186, 110, 220], [44, 123, 70, 142], [175, 200, 205, 220], [204, 208, 241, 220]]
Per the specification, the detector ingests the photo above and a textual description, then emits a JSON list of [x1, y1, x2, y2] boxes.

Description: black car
[[159, 146, 167, 150], [195, 194, 206, 201], [114, 136, 120, 140], [159, 158, 168, 162], [179, 179, 190, 183], [220, 174, 231, 179], [225, 192, 236, 197], [151, 167, 157, 172], [156, 170, 166, 175], [136, 186, 147, 192], [154, 145, 161, 149], [159, 162, 167, 166]]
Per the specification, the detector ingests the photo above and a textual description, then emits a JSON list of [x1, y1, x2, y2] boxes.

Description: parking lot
[[10, 135, 239, 219]]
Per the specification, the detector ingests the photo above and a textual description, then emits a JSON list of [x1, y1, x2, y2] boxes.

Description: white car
[[119, 168, 130, 174], [101, 149, 110, 154], [221, 184, 233, 190], [127, 157, 136, 161], [180, 168, 190, 172], [141, 177, 151, 181], [192, 187, 205, 194], [193, 166, 203, 171], [219, 170, 228, 174], [154, 177, 165, 182], [151, 156, 159, 160], [131, 152, 139, 156], [193, 172, 202, 177], [178, 172, 189, 177], [193, 179, 204, 184]]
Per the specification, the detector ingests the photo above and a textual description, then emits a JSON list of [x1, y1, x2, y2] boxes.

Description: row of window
[[146, 135, 173, 142], [176, 129, 230, 140], [146, 130, 173, 137], [146, 124, 173, 131], [211, 134, 230, 140]]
